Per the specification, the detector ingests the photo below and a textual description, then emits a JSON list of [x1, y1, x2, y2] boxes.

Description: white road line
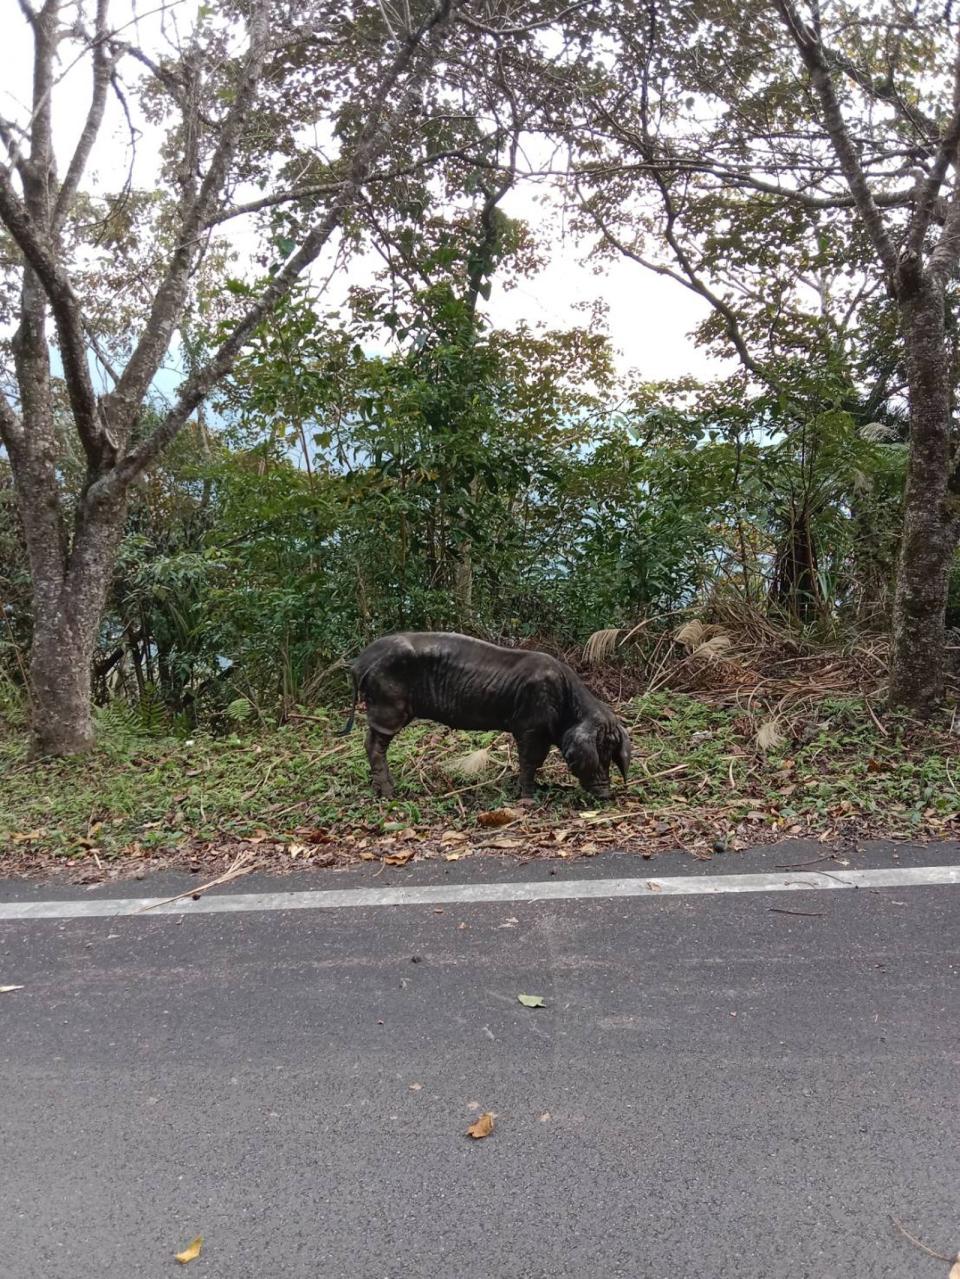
[[0, 864, 958, 921]]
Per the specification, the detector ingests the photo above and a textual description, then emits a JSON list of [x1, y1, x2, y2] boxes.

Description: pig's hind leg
[[363, 694, 410, 799]]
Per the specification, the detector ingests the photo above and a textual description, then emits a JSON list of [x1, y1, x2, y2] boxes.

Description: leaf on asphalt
[[466, 1112, 495, 1139], [0, 985, 25, 993], [383, 849, 416, 866], [477, 807, 524, 827], [647, 880, 662, 892], [518, 994, 545, 1008], [175, 1236, 203, 1264]]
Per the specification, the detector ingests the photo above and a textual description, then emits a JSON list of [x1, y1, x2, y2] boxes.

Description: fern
[[225, 696, 254, 723]]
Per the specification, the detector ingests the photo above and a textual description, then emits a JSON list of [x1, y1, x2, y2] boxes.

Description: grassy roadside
[[3, 691, 959, 877]]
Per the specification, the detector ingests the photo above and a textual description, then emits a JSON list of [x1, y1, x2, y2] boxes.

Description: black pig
[[339, 632, 631, 801]]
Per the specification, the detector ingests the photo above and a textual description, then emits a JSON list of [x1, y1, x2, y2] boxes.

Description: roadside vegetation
[[4, 627, 958, 876], [4, 2, 960, 876]]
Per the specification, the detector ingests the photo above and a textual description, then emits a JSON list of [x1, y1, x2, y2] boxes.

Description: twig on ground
[[889, 1215, 954, 1263], [241, 761, 276, 802], [302, 740, 353, 762], [130, 850, 254, 914], [775, 853, 835, 869], [768, 906, 825, 917], [439, 766, 511, 800], [864, 697, 889, 738]]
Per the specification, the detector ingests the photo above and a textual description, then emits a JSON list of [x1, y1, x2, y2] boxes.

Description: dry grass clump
[[583, 597, 890, 724]]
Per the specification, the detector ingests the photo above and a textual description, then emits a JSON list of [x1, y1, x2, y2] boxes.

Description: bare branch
[[921, 28, 960, 285], [774, 0, 900, 281], [204, 145, 503, 227], [54, 0, 114, 231], [0, 386, 24, 453], [103, 0, 273, 426], [205, 179, 346, 227], [461, 0, 594, 37], [0, 169, 106, 464], [94, 0, 466, 499], [929, 188, 960, 286], [581, 188, 769, 383]]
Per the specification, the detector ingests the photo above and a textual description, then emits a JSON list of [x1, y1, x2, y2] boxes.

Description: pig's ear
[[613, 726, 631, 782], [561, 723, 599, 778]]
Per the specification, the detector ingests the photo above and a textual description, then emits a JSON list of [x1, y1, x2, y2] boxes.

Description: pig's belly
[[410, 695, 509, 733]]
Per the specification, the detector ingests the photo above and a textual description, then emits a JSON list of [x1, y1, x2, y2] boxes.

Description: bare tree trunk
[[22, 461, 126, 755], [888, 283, 959, 713]]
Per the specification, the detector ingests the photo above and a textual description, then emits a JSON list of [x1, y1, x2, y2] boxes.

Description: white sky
[[0, 4, 727, 387]]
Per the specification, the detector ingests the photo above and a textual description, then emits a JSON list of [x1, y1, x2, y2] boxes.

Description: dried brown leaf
[[466, 1112, 495, 1139], [440, 829, 469, 844], [383, 849, 416, 866], [477, 807, 524, 828], [175, 1236, 203, 1264]]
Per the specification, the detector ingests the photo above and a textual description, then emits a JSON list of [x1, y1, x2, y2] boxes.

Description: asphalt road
[[1, 844, 959, 1278]]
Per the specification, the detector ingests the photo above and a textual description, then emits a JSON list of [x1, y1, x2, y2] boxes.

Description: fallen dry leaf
[[0, 985, 25, 994], [359, 851, 377, 861], [487, 836, 522, 849], [444, 852, 462, 861], [466, 1112, 495, 1139], [409, 1082, 423, 1091], [10, 829, 45, 844], [287, 842, 307, 858], [175, 1236, 203, 1264], [647, 880, 663, 892], [539, 1111, 551, 1122], [440, 829, 469, 844], [477, 807, 524, 828], [517, 994, 545, 1008], [383, 849, 416, 866]]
